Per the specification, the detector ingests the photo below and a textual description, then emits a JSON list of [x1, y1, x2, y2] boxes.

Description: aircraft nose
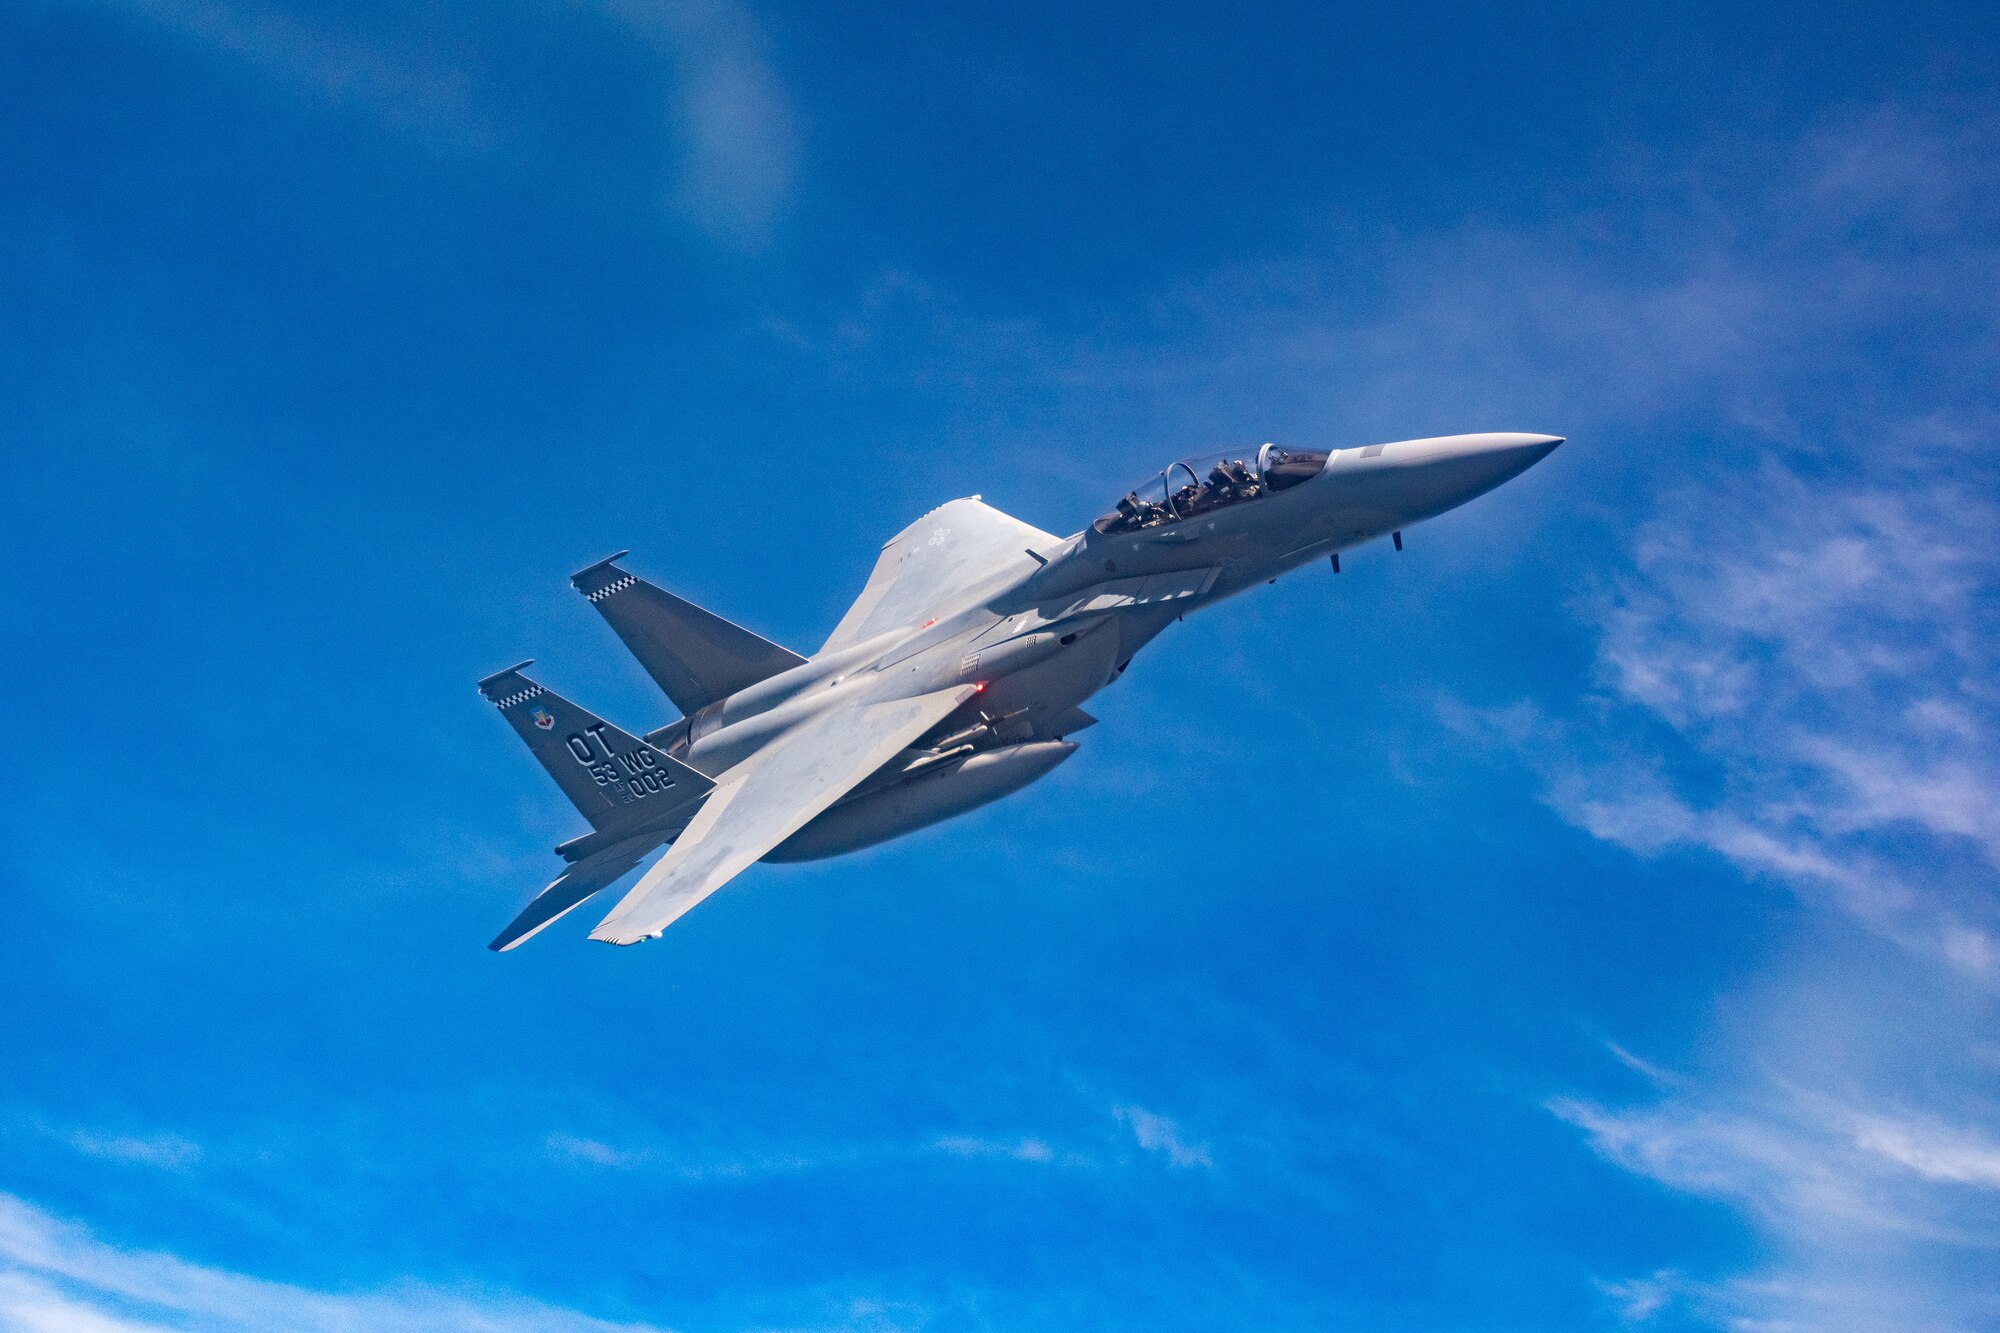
[[1325, 432, 1563, 522], [1401, 432, 1562, 507], [1457, 432, 1564, 469]]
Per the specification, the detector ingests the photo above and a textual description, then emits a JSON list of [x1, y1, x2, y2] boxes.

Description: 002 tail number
[[564, 724, 676, 800]]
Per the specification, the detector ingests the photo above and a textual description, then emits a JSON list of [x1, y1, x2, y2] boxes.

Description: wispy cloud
[[602, 0, 797, 246], [1363, 105, 2000, 1332], [1552, 1032, 2000, 1332], [58, 1131, 201, 1171], [541, 1102, 1216, 1180], [1112, 1106, 1211, 1169], [1849, 1114, 2000, 1189], [545, 1132, 648, 1170], [1595, 1269, 1681, 1323], [1602, 1042, 1682, 1091], [4, 1111, 202, 1173], [1420, 111, 2000, 971], [931, 1134, 1056, 1164], [1446, 449, 2000, 978], [93, 0, 797, 242], [544, 1125, 1082, 1177], [105, 0, 490, 145], [543, 1129, 820, 1180], [0, 1192, 665, 1332]]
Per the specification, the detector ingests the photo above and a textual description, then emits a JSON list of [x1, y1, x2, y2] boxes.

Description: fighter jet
[[477, 432, 1561, 949]]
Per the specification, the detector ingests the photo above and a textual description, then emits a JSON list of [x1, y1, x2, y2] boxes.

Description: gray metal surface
[[475, 662, 712, 836], [572, 554, 806, 715], [589, 686, 978, 943]]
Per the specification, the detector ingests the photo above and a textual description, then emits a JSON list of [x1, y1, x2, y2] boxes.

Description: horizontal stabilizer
[[490, 837, 659, 951], [572, 554, 806, 717], [477, 662, 714, 836]]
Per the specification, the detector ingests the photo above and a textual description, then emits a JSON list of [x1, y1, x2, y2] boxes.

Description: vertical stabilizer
[[476, 662, 714, 835]]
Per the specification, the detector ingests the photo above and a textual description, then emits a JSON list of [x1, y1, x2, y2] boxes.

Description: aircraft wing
[[823, 498, 1060, 652], [589, 685, 979, 944]]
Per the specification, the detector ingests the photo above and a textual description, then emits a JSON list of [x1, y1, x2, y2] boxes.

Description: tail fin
[[572, 553, 806, 717], [476, 661, 714, 836]]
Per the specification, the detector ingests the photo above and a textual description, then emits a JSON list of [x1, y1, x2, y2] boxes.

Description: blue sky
[[3, 1, 1998, 1329]]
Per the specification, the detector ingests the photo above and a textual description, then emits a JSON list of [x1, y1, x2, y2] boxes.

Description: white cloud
[[686, 100, 1999, 1330], [1515, 445, 2000, 1327], [542, 1130, 820, 1180], [1553, 1087, 2000, 1331], [1849, 1115, 2000, 1189], [58, 1133, 201, 1171], [1603, 1042, 1682, 1090], [930, 1135, 1055, 1164], [1112, 1106, 1211, 1169], [1529, 459, 2000, 978], [601, 0, 797, 246], [0, 1269, 165, 1333], [545, 1133, 645, 1169], [105, 0, 489, 145], [1363, 107, 2000, 1333], [2, 1112, 203, 1174], [1437, 436, 2000, 981], [544, 1108, 1217, 1178], [1551, 1095, 1910, 1238], [93, 0, 796, 244], [1595, 1270, 1681, 1323], [1396, 120, 2000, 986], [545, 1125, 1084, 1177], [0, 1192, 666, 1332]]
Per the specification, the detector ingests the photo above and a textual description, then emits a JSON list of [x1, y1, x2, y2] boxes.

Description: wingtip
[[489, 917, 550, 952]]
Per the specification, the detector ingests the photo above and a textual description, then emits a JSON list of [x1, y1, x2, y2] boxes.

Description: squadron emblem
[[530, 706, 555, 730]]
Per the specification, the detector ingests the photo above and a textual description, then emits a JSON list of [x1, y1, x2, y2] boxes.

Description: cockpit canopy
[[1094, 444, 1331, 535]]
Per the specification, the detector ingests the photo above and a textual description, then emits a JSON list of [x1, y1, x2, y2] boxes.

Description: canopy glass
[[1094, 444, 1330, 535]]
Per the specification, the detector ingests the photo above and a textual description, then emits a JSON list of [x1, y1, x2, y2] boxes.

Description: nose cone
[[1433, 432, 1563, 510], [1438, 432, 1563, 473], [1336, 431, 1562, 518]]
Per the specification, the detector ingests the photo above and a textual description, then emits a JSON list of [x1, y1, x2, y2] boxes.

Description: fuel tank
[[763, 740, 1077, 862]]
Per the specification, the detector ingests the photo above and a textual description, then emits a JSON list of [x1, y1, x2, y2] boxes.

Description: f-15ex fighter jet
[[478, 432, 1560, 949]]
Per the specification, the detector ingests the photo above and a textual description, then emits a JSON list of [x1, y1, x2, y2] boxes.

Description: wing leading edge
[[589, 685, 978, 944], [822, 498, 1059, 652]]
